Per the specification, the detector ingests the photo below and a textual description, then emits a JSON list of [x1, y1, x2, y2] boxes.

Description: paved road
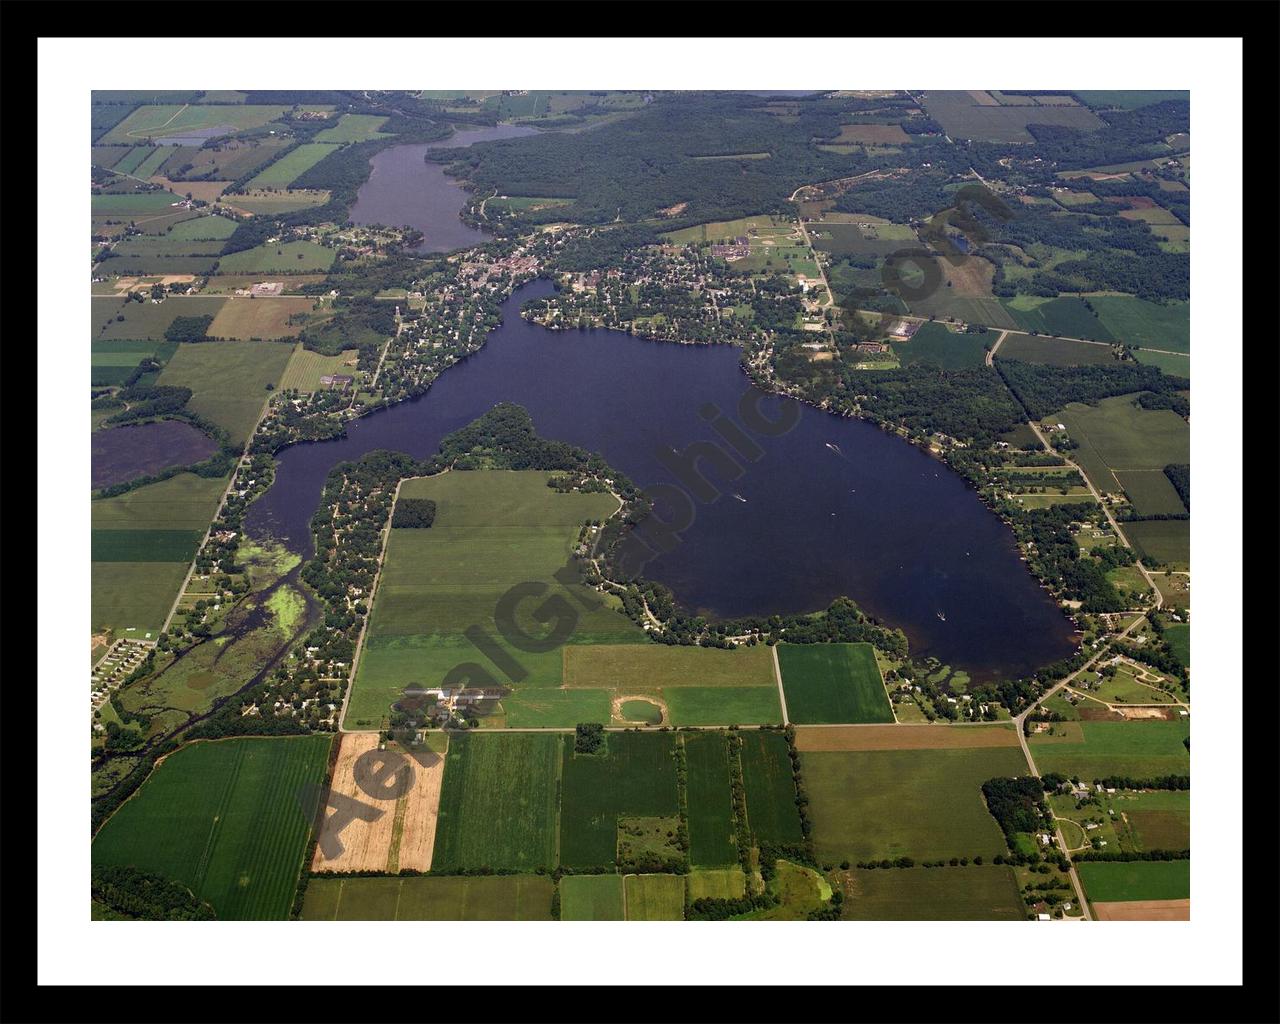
[[1026, 420, 1163, 612], [1012, 607, 1152, 923], [985, 329, 1010, 367]]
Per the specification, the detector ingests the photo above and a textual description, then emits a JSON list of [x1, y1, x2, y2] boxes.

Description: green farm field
[[777, 642, 893, 724], [683, 732, 737, 867], [301, 874, 554, 920], [280, 346, 359, 391], [1133, 349, 1191, 378], [893, 322, 988, 369], [803, 745, 1027, 863], [840, 865, 1026, 920], [1116, 470, 1187, 516], [312, 114, 392, 143], [739, 731, 802, 844], [92, 735, 332, 919], [996, 332, 1118, 366], [224, 190, 332, 215], [1001, 296, 1115, 341], [92, 191, 184, 216], [348, 471, 640, 727], [560, 732, 679, 869], [559, 874, 625, 920], [1089, 296, 1190, 354], [624, 874, 685, 920], [245, 143, 341, 189], [1078, 859, 1190, 903], [1028, 719, 1190, 780], [156, 341, 294, 443], [93, 297, 229, 341], [1124, 519, 1190, 568], [100, 104, 291, 144], [432, 731, 561, 872], [90, 469, 228, 633], [1056, 395, 1189, 494], [215, 240, 336, 274], [563, 643, 780, 726], [168, 214, 239, 240]]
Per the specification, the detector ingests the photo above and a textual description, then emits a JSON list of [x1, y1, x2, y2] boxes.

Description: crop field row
[[92, 736, 333, 919]]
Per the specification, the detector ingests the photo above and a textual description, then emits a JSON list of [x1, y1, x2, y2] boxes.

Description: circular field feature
[[620, 699, 663, 725]]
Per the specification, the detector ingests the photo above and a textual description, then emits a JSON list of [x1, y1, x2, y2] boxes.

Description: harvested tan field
[[1094, 899, 1190, 921], [394, 741, 447, 872], [150, 178, 231, 203], [312, 733, 447, 873], [1119, 706, 1177, 720], [794, 723, 1020, 752], [208, 296, 316, 340]]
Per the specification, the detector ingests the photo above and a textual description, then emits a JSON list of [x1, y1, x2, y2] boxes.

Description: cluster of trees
[[1072, 847, 1189, 862], [573, 722, 605, 755], [687, 892, 779, 920], [164, 314, 216, 343], [981, 776, 1053, 844], [1163, 464, 1190, 510], [1007, 503, 1128, 612], [390, 497, 436, 528], [996, 359, 1188, 420], [1094, 774, 1189, 790], [91, 866, 216, 920]]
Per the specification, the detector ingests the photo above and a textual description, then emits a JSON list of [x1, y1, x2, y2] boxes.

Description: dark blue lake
[[247, 278, 1077, 680]]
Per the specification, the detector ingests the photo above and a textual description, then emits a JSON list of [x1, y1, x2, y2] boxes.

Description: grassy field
[[92, 191, 186, 216], [1163, 623, 1190, 667], [560, 732, 679, 869], [777, 643, 893, 724], [156, 341, 293, 444], [432, 732, 561, 871], [740, 731, 803, 844], [1056, 395, 1190, 494], [624, 874, 686, 920], [893, 322, 989, 369], [167, 214, 239, 240], [563, 643, 778, 725], [997, 332, 1118, 366], [684, 732, 738, 867], [93, 297, 228, 341], [92, 735, 332, 919], [687, 867, 747, 902], [207, 297, 316, 340], [348, 471, 639, 728], [100, 104, 291, 144], [223, 189, 332, 215], [559, 874, 625, 920], [313, 114, 392, 143], [245, 143, 342, 189], [215, 240, 336, 274], [1089, 296, 1190, 354], [803, 745, 1027, 863], [840, 865, 1026, 920], [663, 214, 794, 246], [1133, 349, 1191, 379], [280, 346, 359, 391], [90, 561, 191, 638], [920, 90, 1103, 142], [662, 686, 783, 727], [1124, 520, 1190, 568], [1029, 720, 1190, 780], [301, 874, 554, 920], [1078, 860, 1190, 903]]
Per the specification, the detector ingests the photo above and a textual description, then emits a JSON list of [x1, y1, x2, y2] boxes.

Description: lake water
[[247, 279, 1077, 680], [92, 420, 219, 490], [349, 126, 540, 252]]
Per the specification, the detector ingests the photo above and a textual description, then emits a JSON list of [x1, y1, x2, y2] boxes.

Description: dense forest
[[430, 93, 920, 228], [996, 360, 1189, 420]]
